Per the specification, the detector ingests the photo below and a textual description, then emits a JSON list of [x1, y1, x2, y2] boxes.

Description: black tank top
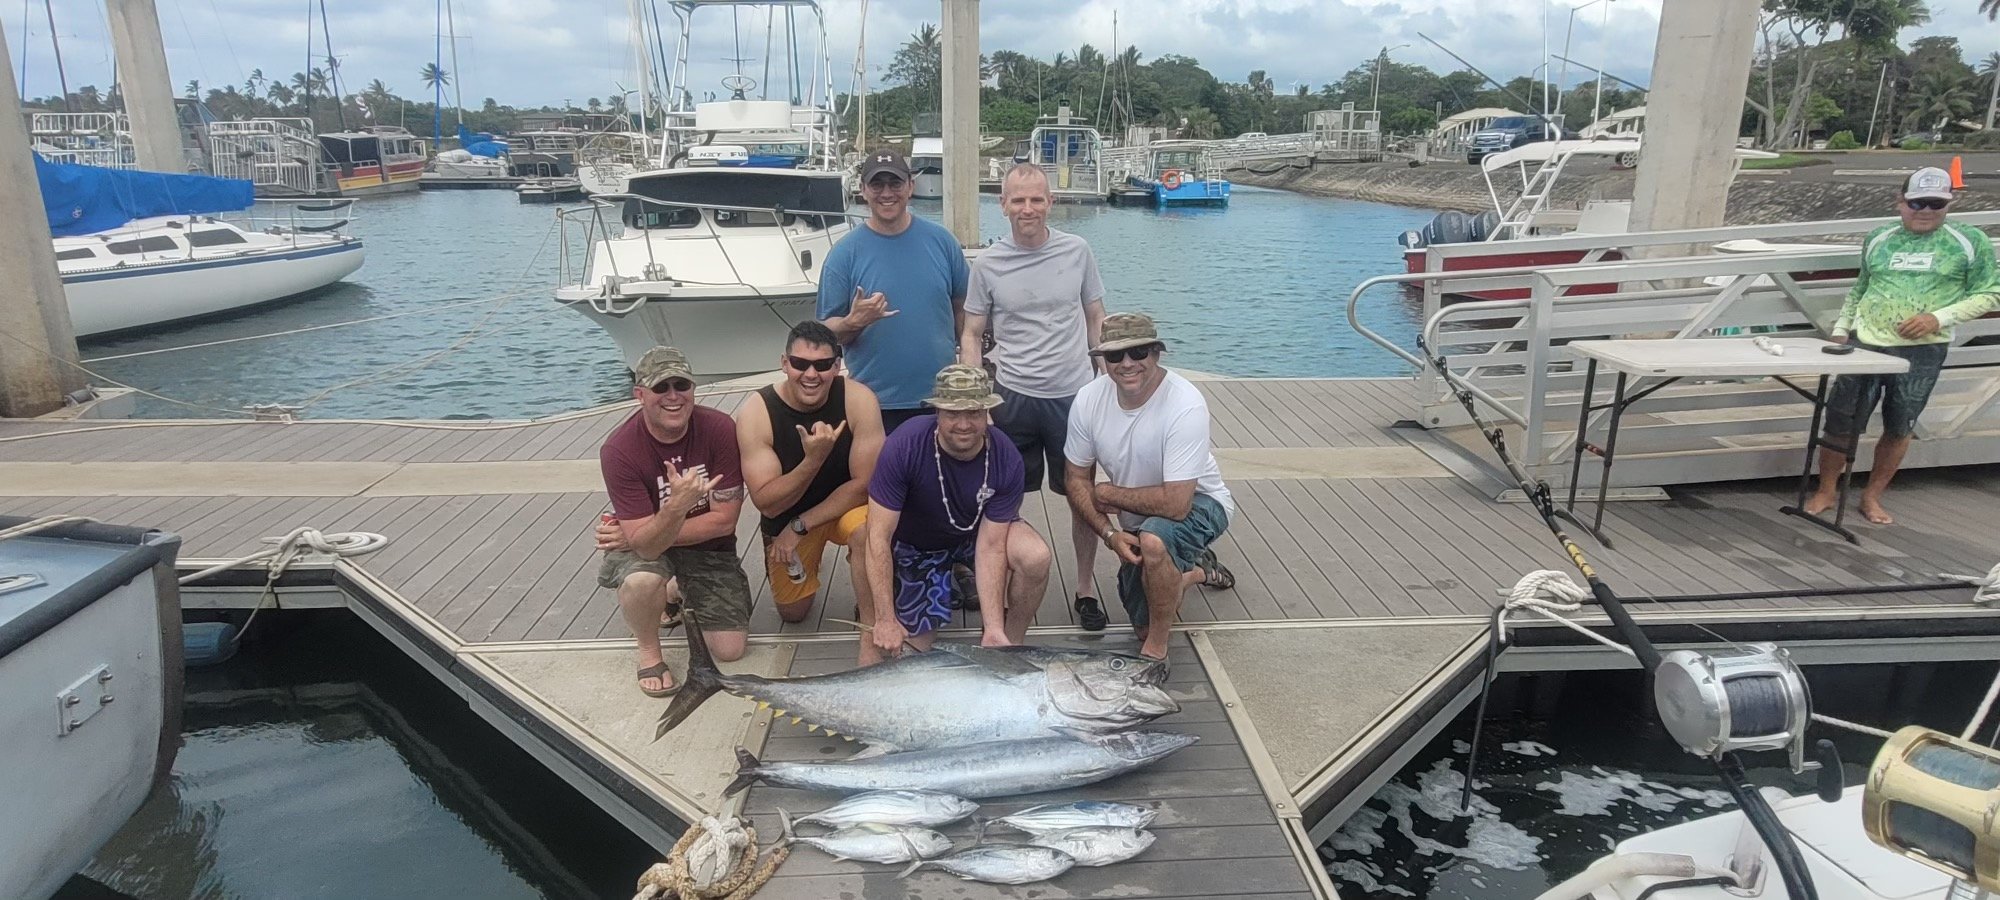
[[757, 378, 855, 537]]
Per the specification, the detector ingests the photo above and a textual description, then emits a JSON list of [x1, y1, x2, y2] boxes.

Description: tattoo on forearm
[[710, 485, 745, 502]]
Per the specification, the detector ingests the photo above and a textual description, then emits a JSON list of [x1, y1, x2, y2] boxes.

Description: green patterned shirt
[[1833, 221, 2000, 347]]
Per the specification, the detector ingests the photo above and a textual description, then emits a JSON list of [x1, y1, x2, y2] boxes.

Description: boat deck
[[8, 375, 1999, 898]]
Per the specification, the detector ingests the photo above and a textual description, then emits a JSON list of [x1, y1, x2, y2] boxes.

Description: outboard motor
[[1397, 229, 1426, 250], [1470, 210, 1502, 242]]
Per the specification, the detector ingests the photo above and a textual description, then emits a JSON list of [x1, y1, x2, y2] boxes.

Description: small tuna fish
[[776, 811, 952, 864], [989, 800, 1159, 834], [1029, 826, 1156, 866], [785, 790, 978, 829], [900, 845, 1076, 884]]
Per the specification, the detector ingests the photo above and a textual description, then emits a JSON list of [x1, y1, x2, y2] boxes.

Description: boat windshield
[[623, 171, 844, 229]]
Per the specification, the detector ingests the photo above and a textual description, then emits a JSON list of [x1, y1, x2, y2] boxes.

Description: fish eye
[[1110, 659, 1126, 670]]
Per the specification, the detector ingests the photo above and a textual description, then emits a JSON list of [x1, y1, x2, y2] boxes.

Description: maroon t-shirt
[[599, 406, 743, 553]]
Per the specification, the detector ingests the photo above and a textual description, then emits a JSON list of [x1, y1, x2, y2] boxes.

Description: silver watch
[[790, 517, 809, 536]]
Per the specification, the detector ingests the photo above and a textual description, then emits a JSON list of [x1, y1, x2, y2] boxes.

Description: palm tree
[[1983, 0, 1997, 19], [244, 68, 264, 97], [183, 79, 200, 100], [1902, 70, 1975, 132], [361, 79, 395, 123], [419, 62, 451, 92], [1981, 51, 2000, 130]]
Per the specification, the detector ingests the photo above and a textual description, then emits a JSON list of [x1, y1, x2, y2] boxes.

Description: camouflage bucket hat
[[924, 363, 1004, 411], [1093, 312, 1163, 354], [633, 346, 696, 388]]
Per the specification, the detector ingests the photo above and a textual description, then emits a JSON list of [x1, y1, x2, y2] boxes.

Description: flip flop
[[1074, 595, 1108, 632], [1196, 548, 1235, 590], [659, 601, 683, 630], [637, 661, 679, 698]]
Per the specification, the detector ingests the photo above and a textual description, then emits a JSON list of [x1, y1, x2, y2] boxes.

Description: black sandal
[[1196, 548, 1235, 590], [1074, 596, 1108, 631], [658, 601, 683, 630], [636, 661, 679, 698]]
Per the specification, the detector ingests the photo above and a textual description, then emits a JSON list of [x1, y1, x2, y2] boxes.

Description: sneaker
[[950, 563, 979, 610], [1074, 595, 1108, 631]]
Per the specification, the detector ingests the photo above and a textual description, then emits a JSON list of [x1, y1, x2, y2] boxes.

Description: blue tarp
[[720, 154, 801, 169], [36, 155, 254, 237], [457, 124, 509, 158]]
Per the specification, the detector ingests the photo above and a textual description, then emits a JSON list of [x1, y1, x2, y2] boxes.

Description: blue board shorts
[[1822, 342, 1949, 440], [1117, 494, 1230, 630], [891, 540, 977, 635]]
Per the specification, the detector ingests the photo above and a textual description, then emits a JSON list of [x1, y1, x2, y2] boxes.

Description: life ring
[[1161, 169, 1184, 190]]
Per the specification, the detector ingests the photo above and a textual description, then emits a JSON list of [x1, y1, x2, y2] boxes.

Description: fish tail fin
[[723, 747, 761, 798], [776, 808, 796, 847], [653, 619, 725, 740], [969, 816, 992, 846], [897, 859, 926, 879]]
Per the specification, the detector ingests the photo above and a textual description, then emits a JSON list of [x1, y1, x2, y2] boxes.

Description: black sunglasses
[[786, 355, 839, 373], [1907, 198, 1949, 211], [1096, 344, 1158, 364], [647, 378, 695, 394]]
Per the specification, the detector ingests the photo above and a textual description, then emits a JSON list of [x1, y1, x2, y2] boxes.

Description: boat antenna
[[40, 0, 71, 111], [301, 0, 313, 122], [1416, 32, 1561, 136], [318, 0, 347, 130]]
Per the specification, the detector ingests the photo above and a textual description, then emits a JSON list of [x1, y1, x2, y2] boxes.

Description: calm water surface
[[83, 187, 1434, 419], [72, 613, 658, 900]]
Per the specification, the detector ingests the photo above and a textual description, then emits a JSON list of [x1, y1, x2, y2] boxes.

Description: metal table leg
[[1590, 372, 1629, 541], [1567, 359, 1599, 511], [1780, 373, 1864, 543]]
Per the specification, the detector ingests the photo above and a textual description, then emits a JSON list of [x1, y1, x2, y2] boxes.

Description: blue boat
[[1122, 141, 1230, 208]]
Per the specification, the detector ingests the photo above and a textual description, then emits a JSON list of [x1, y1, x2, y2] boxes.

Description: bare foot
[[1801, 494, 1838, 516], [1859, 499, 1894, 525]]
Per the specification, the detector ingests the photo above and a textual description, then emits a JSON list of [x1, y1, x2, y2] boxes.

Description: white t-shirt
[[1064, 370, 1234, 528], [965, 229, 1105, 398]]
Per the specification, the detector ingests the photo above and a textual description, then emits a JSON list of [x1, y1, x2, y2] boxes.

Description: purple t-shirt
[[868, 415, 1025, 551]]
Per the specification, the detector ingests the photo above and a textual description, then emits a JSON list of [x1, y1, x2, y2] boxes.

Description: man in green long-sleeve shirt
[[1804, 167, 2000, 525]]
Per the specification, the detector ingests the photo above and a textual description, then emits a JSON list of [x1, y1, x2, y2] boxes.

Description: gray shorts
[[992, 385, 1074, 495], [1822, 342, 1949, 440], [598, 548, 753, 630]]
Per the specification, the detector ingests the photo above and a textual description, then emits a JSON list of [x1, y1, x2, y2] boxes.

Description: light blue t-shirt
[[816, 217, 969, 410]]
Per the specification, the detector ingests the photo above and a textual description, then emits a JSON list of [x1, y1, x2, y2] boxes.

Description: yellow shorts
[[764, 505, 868, 607]]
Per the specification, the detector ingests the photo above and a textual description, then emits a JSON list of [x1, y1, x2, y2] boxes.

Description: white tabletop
[[1566, 337, 1911, 378]]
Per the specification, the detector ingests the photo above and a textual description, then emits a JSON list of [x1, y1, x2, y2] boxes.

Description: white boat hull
[[571, 292, 816, 378], [912, 171, 944, 200], [579, 162, 639, 196], [0, 520, 182, 900], [63, 242, 365, 338]]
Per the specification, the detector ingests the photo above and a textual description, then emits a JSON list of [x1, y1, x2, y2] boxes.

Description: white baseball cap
[[1903, 166, 1954, 202]]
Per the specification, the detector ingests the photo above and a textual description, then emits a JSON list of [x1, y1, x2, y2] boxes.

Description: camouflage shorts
[[598, 548, 753, 630]]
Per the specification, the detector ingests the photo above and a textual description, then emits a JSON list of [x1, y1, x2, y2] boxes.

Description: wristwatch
[[790, 517, 809, 536], [1101, 524, 1120, 543]]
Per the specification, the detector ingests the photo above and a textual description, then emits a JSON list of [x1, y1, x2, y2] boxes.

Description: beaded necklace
[[933, 425, 992, 532]]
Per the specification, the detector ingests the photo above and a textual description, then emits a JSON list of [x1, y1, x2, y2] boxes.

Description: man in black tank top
[[736, 321, 887, 622]]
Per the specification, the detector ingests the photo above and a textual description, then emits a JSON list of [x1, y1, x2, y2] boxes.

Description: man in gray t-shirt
[[960, 163, 1110, 630]]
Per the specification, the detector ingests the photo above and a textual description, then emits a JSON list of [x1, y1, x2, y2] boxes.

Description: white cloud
[[14, 0, 1995, 111]]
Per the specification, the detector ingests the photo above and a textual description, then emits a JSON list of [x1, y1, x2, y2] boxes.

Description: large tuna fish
[[655, 621, 1177, 748], [724, 731, 1198, 799]]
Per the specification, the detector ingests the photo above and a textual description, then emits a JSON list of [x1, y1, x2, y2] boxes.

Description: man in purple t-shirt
[[594, 346, 752, 697], [855, 364, 1051, 665]]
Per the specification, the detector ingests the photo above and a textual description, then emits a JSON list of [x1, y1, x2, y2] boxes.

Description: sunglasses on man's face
[[1097, 344, 1157, 364], [787, 355, 838, 373], [647, 378, 695, 395], [1906, 198, 1949, 211]]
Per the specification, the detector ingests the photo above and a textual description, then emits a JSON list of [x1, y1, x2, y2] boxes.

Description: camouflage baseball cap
[[923, 363, 1004, 411], [632, 346, 696, 388], [1093, 312, 1164, 354]]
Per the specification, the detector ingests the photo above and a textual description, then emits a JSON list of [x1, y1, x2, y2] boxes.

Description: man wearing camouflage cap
[[595, 346, 753, 696], [853, 363, 1052, 665], [1065, 314, 1235, 661], [1803, 166, 1999, 526]]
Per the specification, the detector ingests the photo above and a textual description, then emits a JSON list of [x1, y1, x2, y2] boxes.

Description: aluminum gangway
[[206, 118, 328, 197], [28, 112, 138, 169], [1344, 212, 2000, 491]]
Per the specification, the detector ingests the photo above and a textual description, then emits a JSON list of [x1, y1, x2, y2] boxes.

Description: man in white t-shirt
[[1063, 313, 1234, 660], [961, 163, 1111, 630]]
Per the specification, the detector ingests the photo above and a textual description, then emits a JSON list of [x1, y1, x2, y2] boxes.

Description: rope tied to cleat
[[632, 816, 789, 900]]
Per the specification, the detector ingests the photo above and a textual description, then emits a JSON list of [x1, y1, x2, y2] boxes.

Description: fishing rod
[[1419, 337, 1823, 900], [1415, 32, 1567, 139]]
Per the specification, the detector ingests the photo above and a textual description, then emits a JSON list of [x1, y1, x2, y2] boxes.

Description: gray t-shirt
[[966, 228, 1105, 398]]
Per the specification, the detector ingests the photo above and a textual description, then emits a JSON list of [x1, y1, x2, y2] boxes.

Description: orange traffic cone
[[1950, 156, 1965, 190]]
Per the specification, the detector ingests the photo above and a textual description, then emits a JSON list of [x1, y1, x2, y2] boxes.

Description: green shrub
[[1963, 131, 2000, 150], [1900, 136, 1932, 151], [1825, 130, 1860, 150]]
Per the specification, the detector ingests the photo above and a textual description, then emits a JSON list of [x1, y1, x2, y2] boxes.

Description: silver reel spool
[[1653, 642, 1814, 773]]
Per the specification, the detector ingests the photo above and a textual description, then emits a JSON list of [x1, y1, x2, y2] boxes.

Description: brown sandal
[[637, 661, 679, 697], [659, 601, 683, 630]]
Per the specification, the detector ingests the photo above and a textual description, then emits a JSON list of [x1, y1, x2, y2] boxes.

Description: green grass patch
[[1741, 153, 1835, 170]]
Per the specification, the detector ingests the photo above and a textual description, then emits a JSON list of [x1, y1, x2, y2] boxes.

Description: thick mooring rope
[[632, 818, 789, 900]]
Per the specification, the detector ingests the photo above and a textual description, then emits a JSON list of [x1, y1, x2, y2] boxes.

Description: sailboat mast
[[431, 0, 442, 146], [41, 0, 70, 110], [856, 0, 869, 151], [446, 0, 462, 125]]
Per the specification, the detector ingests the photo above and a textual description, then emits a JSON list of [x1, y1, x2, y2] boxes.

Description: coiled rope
[[632, 817, 787, 900], [177, 528, 390, 635]]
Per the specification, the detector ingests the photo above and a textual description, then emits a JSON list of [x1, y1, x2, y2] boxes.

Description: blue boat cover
[[36, 155, 254, 237], [720, 154, 801, 169], [456, 124, 509, 158]]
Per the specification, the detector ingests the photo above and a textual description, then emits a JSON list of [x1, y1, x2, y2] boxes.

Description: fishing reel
[[1654, 643, 1819, 775], [1865, 727, 2000, 892]]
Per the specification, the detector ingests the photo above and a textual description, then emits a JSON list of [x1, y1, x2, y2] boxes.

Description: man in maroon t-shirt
[[594, 346, 752, 697]]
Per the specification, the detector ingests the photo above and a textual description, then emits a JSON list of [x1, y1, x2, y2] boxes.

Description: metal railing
[[554, 193, 857, 313], [207, 119, 326, 196], [1344, 211, 2000, 486], [29, 111, 138, 169]]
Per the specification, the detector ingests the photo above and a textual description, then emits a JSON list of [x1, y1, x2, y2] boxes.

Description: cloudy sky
[[16, 0, 1998, 110]]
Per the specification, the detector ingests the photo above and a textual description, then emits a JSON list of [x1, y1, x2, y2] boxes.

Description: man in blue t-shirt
[[817, 149, 971, 435], [854, 364, 1052, 665]]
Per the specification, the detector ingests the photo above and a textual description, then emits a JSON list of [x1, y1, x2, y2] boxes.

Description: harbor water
[[1326, 659, 2000, 899], [66, 612, 658, 900], [81, 187, 1434, 420]]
